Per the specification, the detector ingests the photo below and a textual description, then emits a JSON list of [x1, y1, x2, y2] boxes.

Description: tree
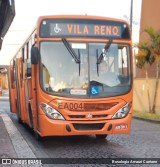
[[136, 26, 160, 113], [145, 27, 160, 113], [135, 42, 155, 113]]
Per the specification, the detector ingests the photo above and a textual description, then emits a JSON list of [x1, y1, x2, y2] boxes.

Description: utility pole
[[130, 0, 133, 34]]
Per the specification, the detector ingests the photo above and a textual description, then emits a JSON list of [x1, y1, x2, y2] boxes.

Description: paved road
[[0, 100, 160, 167]]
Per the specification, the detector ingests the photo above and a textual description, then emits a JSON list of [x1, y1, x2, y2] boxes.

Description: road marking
[[1, 114, 42, 167]]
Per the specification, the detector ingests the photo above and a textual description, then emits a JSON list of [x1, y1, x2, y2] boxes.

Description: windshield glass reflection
[[40, 41, 131, 98]]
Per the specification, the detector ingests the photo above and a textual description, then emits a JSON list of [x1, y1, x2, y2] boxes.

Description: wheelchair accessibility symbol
[[54, 24, 61, 33], [90, 86, 99, 95]]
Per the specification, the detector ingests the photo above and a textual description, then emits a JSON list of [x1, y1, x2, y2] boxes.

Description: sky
[[0, 0, 142, 65]]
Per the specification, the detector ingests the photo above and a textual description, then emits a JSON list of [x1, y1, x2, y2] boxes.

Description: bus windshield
[[40, 41, 131, 98]]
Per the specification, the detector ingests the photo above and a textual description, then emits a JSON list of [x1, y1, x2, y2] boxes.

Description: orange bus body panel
[[37, 86, 133, 137]]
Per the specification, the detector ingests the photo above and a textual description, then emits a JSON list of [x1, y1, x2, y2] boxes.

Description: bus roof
[[37, 15, 129, 24]]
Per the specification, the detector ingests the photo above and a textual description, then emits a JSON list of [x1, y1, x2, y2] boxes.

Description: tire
[[16, 99, 22, 124], [28, 104, 33, 128], [17, 116, 22, 124], [96, 134, 107, 139], [34, 131, 42, 141]]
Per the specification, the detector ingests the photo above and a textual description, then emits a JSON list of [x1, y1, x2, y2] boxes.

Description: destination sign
[[40, 19, 130, 39]]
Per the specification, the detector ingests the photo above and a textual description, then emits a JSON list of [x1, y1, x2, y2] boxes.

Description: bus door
[[14, 59, 22, 122], [24, 57, 33, 128]]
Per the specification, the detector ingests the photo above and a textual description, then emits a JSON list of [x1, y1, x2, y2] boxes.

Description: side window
[[26, 41, 32, 77], [24, 43, 31, 78], [22, 48, 25, 62], [28, 41, 32, 58], [24, 45, 27, 78], [26, 58, 31, 77]]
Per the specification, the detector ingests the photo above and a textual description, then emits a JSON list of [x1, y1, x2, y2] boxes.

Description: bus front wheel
[[96, 134, 107, 139], [34, 131, 42, 141]]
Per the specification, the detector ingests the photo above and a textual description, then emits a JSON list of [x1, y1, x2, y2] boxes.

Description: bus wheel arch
[[16, 98, 22, 124], [34, 131, 42, 141]]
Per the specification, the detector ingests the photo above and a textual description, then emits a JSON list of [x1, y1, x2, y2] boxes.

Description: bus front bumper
[[38, 113, 132, 137]]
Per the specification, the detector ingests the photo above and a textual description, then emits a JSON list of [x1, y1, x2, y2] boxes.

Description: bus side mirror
[[31, 46, 39, 64]]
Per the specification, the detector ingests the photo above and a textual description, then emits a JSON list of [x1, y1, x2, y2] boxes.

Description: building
[[136, 0, 160, 78], [0, 65, 8, 96], [133, 0, 160, 113], [0, 0, 15, 96]]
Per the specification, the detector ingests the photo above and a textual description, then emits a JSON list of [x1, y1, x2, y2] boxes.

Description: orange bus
[[8, 15, 133, 140]]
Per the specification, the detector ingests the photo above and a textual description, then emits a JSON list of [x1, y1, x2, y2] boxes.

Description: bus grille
[[69, 114, 108, 119], [73, 123, 105, 130], [83, 103, 118, 111]]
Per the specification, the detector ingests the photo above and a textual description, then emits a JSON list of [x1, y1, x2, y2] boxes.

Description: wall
[[140, 0, 160, 41], [133, 78, 160, 114]]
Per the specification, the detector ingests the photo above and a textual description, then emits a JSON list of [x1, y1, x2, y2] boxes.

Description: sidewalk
[[0, 99, 41, 167], [133, 115, 160, 124], [0, 116, 18, 159], [0, 96, 20, 166], [0, 113, 21, 167]]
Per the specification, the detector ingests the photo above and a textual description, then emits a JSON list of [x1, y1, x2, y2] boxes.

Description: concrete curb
[[133, 116, 160, 124], [0, 96, 9, 101]]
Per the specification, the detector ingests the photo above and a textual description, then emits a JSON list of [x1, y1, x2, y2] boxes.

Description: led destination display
[[40, 19, 130, 39]]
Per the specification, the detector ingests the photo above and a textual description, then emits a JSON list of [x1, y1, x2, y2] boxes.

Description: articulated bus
[[8, 15, 133, 139]]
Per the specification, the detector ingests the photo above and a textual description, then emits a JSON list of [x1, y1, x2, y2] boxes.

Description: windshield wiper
[[96, 39, 112, 76], [62, 38, 80, 63], [62, 38, 81, 75]]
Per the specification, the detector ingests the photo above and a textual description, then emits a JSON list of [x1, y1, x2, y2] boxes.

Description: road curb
[[0, 96, 9, 101], [133, 116, 160, 124]]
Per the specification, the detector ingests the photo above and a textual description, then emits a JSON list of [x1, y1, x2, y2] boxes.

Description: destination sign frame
[[40, 19, 130, 39]]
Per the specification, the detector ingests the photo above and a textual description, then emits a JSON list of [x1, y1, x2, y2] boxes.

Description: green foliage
[[136, 56, 146, 69], [136, 26, 160, 114], [144, 26, 160, 53], [144, 26, 160, 63], [133, 110, 160, 121], [135, 26, 160, 69], [135, 41, 155, 69]]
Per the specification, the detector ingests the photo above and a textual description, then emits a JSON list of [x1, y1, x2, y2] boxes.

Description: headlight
[[112, 102, 132, 119], [40, 102, 65, 120]]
